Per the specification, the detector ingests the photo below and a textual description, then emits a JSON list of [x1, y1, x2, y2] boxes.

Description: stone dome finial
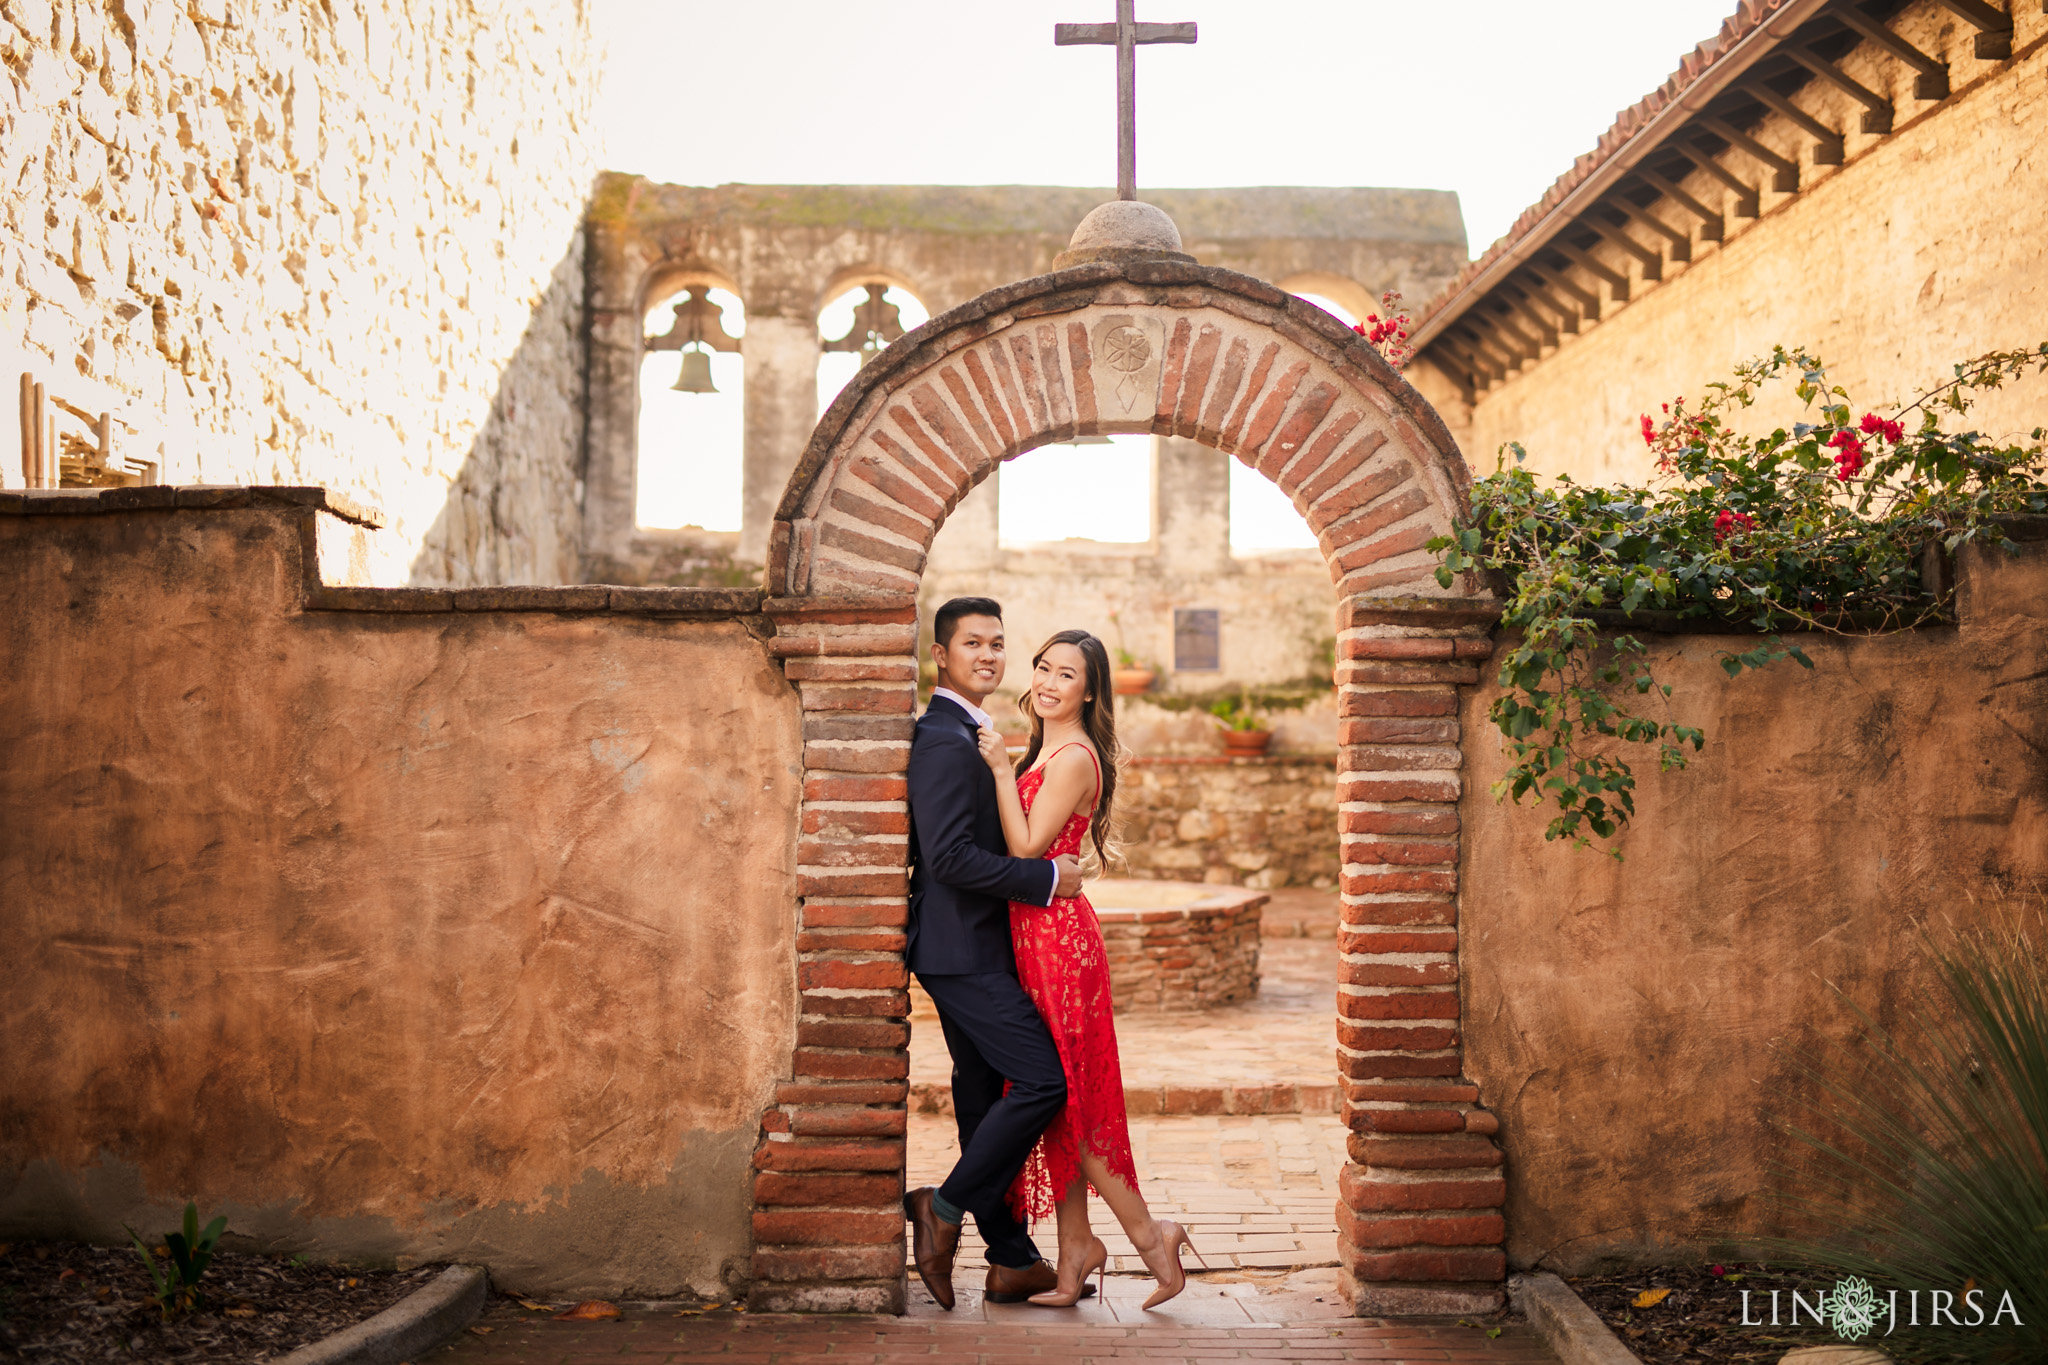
[[1052, 200, 1196, 269]]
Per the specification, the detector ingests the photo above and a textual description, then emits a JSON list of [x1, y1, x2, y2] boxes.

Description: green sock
[[930, 1190, 965, 1225]]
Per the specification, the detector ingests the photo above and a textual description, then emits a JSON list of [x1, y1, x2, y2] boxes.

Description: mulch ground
[[1569, 1262, 1857, 1363], [0, 1239, 439, 1362]]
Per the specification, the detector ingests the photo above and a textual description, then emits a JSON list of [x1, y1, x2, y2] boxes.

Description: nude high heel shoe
[[1028, 1235, 1108, 1306], [1139, 1219, 1208, 1309]]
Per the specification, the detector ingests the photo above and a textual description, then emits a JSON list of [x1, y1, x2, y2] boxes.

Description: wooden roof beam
[[1740, 82, 1844, 163], [1508, 276, 1580, 335], [1609, 197, 1694, 260], [1550, 242, 1631, 303], [1934, 0, 2013, 61], [1670, 143, 1761, 218], [1475, 307, 1544, 365], [1785, 44, 1893, 134], [1833, 9, 1949, 100], [1697, 118, 1800, 193], [1490, 294, 1548, 351], [1452, 321, 1526, 376], [1436, 324, 1506, 385], [1634, 167, 1725, 241], [1524, 258, 1603, 319], [1583, 215, 1665, 280], [1422, 338, 1486, 400]]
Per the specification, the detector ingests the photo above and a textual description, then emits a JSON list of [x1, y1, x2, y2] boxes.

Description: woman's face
[[1031, 643, 1090, 725]]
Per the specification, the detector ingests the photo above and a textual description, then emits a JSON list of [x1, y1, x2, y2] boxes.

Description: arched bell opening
[[817, 281, 931, 420], [637, 280, 746, 533]]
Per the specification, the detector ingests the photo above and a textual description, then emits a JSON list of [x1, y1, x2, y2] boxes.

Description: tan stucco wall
[[1458, 537, 2048, 1272], [1430, 16, 2048, 484], [0, 0, 598, 587], [0, 501, 800, 1297]]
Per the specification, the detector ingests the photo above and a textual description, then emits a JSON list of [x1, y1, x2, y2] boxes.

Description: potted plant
[[1108, 613, 1155, 695], [1208, 693, 1272, 757], [1112, 646, 1156, 696]]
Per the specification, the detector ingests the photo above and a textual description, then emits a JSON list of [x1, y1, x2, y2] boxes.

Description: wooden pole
[[1116, 0, 1135, 199], [17, 373, 31, 488], [34, 383, 49, 488]]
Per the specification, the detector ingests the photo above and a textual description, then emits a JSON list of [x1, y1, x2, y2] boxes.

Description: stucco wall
[[1458, 535, 2048, 1272], [0, 0, 598, 587], [0, 495, 800, 1297], [1420, 8, 2048, 485]]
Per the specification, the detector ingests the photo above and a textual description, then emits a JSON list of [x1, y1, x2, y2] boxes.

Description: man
[[903, 596, 1086, 1308]]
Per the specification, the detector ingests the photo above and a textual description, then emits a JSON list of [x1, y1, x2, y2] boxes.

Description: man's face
[[932, 614, 1006, 702]]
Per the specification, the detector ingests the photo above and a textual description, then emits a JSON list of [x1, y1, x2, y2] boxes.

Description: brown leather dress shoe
[[903, 1187, 962, 1310], [984, 1258, 1098, 1304]]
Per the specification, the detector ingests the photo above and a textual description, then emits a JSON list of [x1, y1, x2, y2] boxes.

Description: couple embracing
[[903, 596, 1202, 1309]]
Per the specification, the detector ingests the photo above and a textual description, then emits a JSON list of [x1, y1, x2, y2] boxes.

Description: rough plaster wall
[[1458, 540, 2048, 1272], [0, 0, 598, 587], [1444, 10, 2048, 483], [0, 506, 802, 1298]]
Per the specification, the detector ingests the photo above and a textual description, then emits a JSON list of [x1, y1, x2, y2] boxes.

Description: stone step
[[909, 1079, 1341, 1118]]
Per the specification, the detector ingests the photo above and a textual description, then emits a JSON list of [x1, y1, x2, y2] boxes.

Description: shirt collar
[[930, 687, 993, 729]]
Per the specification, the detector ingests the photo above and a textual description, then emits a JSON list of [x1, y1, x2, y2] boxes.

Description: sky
[[601, 0, 1736, 544]]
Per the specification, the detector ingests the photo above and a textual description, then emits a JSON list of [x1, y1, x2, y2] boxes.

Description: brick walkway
[[438, 1299, 1556, 1363], [910, 1112, 1346, 1274], [910, 886, 1342, 1117], [433, 889, 1553, 1362]]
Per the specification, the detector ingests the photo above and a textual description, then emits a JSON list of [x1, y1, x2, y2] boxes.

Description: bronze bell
[[672, 348, 718, 394]]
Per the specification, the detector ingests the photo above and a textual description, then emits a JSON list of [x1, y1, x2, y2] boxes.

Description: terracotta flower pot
[[1221, 729, 1272, 757], [1111, 668, 1156, 696]]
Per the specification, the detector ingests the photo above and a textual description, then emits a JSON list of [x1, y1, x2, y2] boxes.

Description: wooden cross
[[1055, 0, 1196, 201]]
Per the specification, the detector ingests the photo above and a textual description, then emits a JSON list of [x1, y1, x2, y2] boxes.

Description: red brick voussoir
[[758, 260, 1512, 1317]]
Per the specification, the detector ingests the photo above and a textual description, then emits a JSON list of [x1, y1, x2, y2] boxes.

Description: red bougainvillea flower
[[1858, 412, 1905, 443], [1709, 1265, 1727, 1278], [1827, 429, 1867, 479], [1713, 509, 1755, 544], [1640, 414, 1657, 446]]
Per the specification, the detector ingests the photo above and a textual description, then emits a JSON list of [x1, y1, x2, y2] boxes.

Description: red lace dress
[[1006, 743, 1139, 1221]]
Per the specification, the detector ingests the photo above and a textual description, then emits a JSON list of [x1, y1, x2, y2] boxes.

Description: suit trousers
[[918, 970, 1068, 1269]]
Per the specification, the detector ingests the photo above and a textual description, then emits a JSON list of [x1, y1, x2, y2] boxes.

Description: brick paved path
[[438, 1298, 1556, 1364], [911, 1112, 1346, 1274]]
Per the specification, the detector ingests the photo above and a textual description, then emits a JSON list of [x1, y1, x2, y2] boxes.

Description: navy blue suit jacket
[[906, 695, 1057, 975]]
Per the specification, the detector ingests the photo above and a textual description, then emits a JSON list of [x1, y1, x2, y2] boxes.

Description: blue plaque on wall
[[1174, 609, 1220, 671]]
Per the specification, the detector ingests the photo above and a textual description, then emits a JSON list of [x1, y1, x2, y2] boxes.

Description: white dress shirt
[[927, 687, 1058, 906], [930, 686, 993, 729]]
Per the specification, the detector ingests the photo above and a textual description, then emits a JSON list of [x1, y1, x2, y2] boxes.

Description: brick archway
[[752, 260, 1507, 1316]]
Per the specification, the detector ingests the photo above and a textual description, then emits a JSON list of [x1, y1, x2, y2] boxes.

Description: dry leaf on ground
[[554, 1299, 622, 1321], [1631, 1287, 1673, 1308]]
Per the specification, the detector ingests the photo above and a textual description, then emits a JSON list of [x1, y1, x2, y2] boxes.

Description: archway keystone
[[753, 259, 1507, 1317]]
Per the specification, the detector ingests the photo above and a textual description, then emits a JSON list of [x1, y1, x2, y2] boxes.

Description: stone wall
[[1411, 4, 2048, 485], [0, 491, 800, 1299], [1114, 756, 1339, 890], [0, 0, 597, 587], [1458, 531, 2048, 1273], [1096, 888, 1266, 1012]]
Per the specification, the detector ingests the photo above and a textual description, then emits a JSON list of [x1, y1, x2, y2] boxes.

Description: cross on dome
[[1054, 0, 1197, 201]]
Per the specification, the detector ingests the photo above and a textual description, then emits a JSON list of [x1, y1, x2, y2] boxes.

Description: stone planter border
[[278, 1264, 488, 1365]]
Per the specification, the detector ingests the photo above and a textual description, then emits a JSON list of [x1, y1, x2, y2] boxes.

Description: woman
[[973, 629, 1203, 1309]]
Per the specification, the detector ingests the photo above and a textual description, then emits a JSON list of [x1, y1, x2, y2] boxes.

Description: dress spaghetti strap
[[1033, 740, 1101, 811]]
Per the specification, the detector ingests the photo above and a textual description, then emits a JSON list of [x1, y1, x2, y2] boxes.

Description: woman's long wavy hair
[[1015, 629, 1121, 866]]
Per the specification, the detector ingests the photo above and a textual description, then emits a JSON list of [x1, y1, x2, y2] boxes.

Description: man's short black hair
[[933, 596, 1004, 648]]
